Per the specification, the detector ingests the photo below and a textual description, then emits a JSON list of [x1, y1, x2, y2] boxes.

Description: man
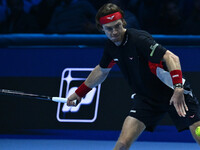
[[67, 3, 200, 149]]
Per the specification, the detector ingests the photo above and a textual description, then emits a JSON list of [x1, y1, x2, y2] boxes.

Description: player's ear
[[101, 25, 106, 33], [122, 19, 127, 27], [96, 23, 104, 33]]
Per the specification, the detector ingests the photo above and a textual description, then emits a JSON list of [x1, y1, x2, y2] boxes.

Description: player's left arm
[[163, 50, 188, 117]]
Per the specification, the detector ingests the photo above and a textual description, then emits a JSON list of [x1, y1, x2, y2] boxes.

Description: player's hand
[[67, 93, 81, 106], [170, 88, 188, 117]]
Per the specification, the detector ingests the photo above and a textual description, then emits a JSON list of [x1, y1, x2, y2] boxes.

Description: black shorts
[[129, 93, 200, 132]]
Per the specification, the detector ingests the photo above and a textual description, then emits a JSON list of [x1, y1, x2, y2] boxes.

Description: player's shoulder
[[128, 28, 153, 39]]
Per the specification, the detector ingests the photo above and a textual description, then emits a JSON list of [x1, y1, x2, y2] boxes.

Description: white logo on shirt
[[150, 43, 159, 57], [129, 57, 133, 60], [130, 110, 136, 113], [114, 58, 119, 61]]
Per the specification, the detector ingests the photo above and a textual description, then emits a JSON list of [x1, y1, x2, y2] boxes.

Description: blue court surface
[[0, 139, 199, 150], [0, 127, 200, 150]]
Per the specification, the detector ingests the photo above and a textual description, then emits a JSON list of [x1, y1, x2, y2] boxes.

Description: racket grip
[[52, 97, 68, 103]]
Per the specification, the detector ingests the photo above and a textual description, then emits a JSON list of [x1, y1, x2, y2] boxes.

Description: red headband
[[99, 12, 122, 25]]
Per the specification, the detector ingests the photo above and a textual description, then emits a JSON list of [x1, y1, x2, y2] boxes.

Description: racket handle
[[52, 97, 67, 103]]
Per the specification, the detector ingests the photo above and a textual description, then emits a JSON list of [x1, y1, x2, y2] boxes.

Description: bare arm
[[163, 50, 188, 117], [84, 65, 111, 88], [67, 65, 111, 106], [163, 50, 181, 71]]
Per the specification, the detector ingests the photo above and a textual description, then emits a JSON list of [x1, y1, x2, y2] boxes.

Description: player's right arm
[[67, 65, 111, 106], [85, 64, 111, 87]]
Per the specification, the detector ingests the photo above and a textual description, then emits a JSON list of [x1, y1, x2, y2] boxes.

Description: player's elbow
[[163, 50, 180, 63], [97, 65, 111, 75]]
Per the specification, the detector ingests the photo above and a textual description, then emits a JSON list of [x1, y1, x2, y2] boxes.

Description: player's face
[[102, 19, 126, 45]]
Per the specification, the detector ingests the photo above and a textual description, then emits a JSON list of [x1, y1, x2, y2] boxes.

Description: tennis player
[[67, 3, 200, 149]]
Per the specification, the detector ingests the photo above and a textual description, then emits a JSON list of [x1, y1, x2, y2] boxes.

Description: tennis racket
[[0, 89, 70, 103]]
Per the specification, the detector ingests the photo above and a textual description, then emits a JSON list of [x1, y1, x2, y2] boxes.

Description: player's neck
[[114, 29, 127, 46]]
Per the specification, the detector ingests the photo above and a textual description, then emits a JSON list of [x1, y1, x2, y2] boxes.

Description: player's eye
[[106, 27, 112, 31], [115, 24, 120, 28]]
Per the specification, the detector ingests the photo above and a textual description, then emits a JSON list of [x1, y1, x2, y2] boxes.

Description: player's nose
[[112, 29, 118, 34]]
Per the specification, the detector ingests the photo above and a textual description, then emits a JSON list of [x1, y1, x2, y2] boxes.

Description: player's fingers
[[76, 99, 81, 105], [67, 99, 76, 106], [174, 102, 184, 117], [179, 103, 186, 117], [67, 99, 71, 106], [171, 99, 182, 116], [67, 98, 81, 106], [177, 100, 188, 117], [184, 100, 189, 111], [174, 104, 181, 117], [169, 99, 173, 105]]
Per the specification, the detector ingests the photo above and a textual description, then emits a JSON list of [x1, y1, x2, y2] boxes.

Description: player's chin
[[111, 37, 120, 42]]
